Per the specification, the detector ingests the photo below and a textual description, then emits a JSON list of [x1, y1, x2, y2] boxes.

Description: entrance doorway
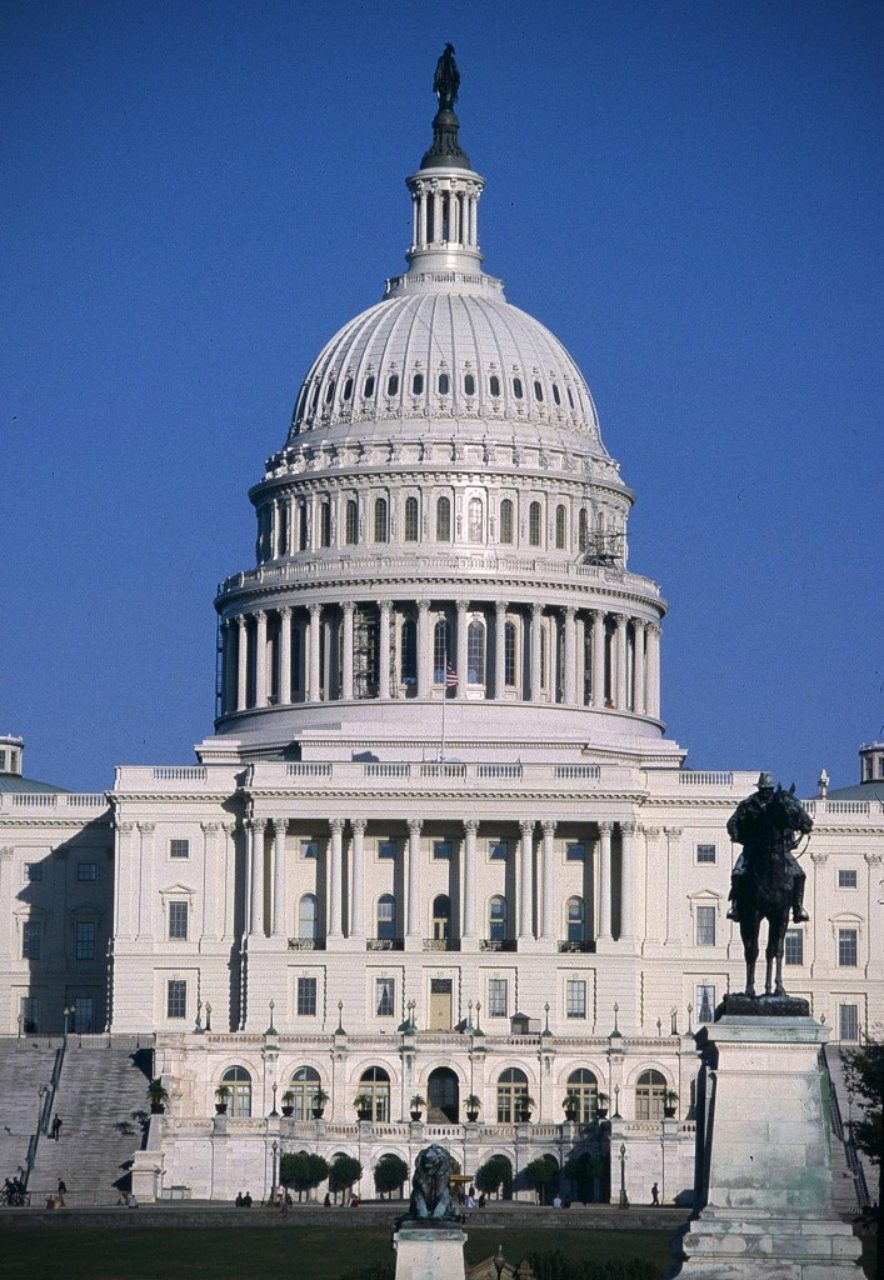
[[429, 978, 453, 1030], [428, 1066, 459, 1123]]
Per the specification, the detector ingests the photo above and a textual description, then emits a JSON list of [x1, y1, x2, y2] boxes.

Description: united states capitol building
[[1, 57, 881, 1206]]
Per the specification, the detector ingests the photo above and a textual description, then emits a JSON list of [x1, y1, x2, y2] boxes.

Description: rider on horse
[[726, 772, 810, 925]]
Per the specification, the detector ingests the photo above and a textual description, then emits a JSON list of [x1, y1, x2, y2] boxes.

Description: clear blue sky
[[2, 1, 882, 795]]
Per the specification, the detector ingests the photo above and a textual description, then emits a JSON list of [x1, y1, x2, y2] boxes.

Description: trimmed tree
[[374, 1154, 409, 1199], [280, 1151, 330, 1201], [522, 1154, 558, 1204], [563, 1151, 604, 1205], [474, 1154, 512, 1199], [842, 1031, 883, 1280], [329, 1153, 363, 1203]]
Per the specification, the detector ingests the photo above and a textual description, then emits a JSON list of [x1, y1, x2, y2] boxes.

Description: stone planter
[[312, 1108, 325, 1120], [214, 1103, 228, 1115], [282, 1106, 294, 1117]]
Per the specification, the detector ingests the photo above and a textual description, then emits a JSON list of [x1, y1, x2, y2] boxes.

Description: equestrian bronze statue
[[726, 772, 813, 999]]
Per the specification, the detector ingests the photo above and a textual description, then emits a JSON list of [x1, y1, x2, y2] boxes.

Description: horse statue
[[726, 774, 813, 1000]]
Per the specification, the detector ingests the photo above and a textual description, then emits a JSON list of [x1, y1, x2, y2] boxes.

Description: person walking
[[651, 1182, 660, 1206], [57, 1179, 67, 1207], [50, 1115, 62, 1141]]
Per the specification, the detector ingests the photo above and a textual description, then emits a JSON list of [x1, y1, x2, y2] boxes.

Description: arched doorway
[[428, 1066, 459, 1123]]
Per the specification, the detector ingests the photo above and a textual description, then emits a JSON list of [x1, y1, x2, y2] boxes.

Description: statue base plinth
[[393, 1222, 467, 1280], [671, 1015, 861, 1277], [717, 992, 810, 1018]]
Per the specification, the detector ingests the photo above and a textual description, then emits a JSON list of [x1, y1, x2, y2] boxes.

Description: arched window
[[221, 1066, 252, 1118], [529, 501, 542, 547], [489, 894, 507, 942], [436, 495, 451, 542], [432, 894, 451, 941], [325, 379, 335, 405], [512, 377, 524, 400], [555, 504, 566, 549], [438, 371, 450, 395], [277, 504, 288, 557], [533, 380, 544, 402], [499, 499, 514, 545], [359, 1067, 390, 1122], [363, 374, 375, 398], [567, 387, 575, 410], [345, 499, 358, 545], [464, 372, 476, 396], [386, 373, 399, 396], [433, 619, 452, 682], [467, 619, 485, 684], [376, 893, 396, 941], [566, 896, 586, 943], [298, 893, 317, 940], [578, 508, 588, 553], [635, 1069, 667, 1121], [468, 496, 483, 542], [504, 622, 517, 687], [342, 376, 353, 401], [400, 619, 417, 684], [319, 503, 331, 548], [412, 372, 424, 395], [404, 496, 419, 542], [374, 497, 388, 543], [299, 503, 309, 551], [552, 384, 561, 406], [489, 374, 501, 397], [497, 1068, 528, 1122], [566, 1068, 598, 1122], [288, 1066, 321, 1120]]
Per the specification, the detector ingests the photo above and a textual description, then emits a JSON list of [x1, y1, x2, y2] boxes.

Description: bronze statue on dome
[[433, 44, 460, 111]]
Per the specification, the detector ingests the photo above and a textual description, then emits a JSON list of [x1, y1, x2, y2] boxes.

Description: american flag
[[445, 662, 459, 688]]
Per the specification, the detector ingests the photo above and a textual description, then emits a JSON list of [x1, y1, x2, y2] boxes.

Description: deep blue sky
[[3, 1, 882, 794]]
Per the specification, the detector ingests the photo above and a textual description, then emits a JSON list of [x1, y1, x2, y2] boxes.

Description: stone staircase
[[823, 1044, 874, 1214], [0, 1037, 60, 1185], [28, 1035, 152, 1206]]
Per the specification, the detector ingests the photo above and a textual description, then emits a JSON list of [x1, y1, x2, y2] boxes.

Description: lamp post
[[618, 1143, 629, 1209], [613, 1084, 621, 1119], [271, 1139, 279, 1206], [63, 1005, 72, 1040], [270, 1082, 278, 1117], [205, 1001, 212, 1032], [493, 1243, 506, 1279]]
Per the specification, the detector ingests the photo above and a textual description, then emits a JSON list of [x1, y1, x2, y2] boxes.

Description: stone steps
[[0, 1038, 60, 1181], [823, 1045, 875, 1210]]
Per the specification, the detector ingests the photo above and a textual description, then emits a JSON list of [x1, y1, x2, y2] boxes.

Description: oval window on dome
[[325, 380, 335, 405], [567, 387, 575, 410], [387, 373, 399, 397], [489, 375, 501, 397], [533, 380, 544, 402], [552, 384, 561, 406], [363, 375, 375, 398], [512, 377, 523, 400], [412, 372, 424, 395], [464, 373, 476, 397], [310, 385, 320, 412], [343, 377, 353, 401], [438, 372, 450, 395]]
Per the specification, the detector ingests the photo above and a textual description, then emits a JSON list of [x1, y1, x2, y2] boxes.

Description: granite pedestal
[[393, 1222, 467, 1280], [673, 1013, 862, 1277]]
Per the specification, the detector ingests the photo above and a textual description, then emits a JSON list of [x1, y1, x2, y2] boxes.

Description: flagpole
[[440, 640, 447, 762]]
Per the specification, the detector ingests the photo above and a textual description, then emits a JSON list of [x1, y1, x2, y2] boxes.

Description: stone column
[[350, 818, 367, 939], [462, 819, 479, 941], [328, 819, 344, 939], [493, 601, 507, 699], [220, 821, 237, 941], [249, 818, 266, 937], [136, 822, 155, 939], [272, 819, 287, 938], [254, 611, 268, 708], [308, 603, 321, 702], [591, 611, 606, 708], [456, 600, 468, 698], [277, 607, 292, 705], [432, 190, 442, 242], [619, 822, 637, 943], [519, 819, 535, 940], [597, 822, 612, 942], [646, 623, 661, 720], [563, 607, 577, 705], [201, 822, 219, 941], [663, 827, 683, 948], [407, 819, 423, 941], [416, 601, 431, 697], [530, 604, 543, 702], [236, 614, 248, 711], [633, 620, 646, 715], [541, 820, 557, 942], [419, 191, 427, 244], [286, 496, 296, 555], [378, 600, 392, 699], [112, 823, 136, 939], [614, 614, 628, 709], [641, 827, 663, 946], [341, 602, 354, 700], [222, 621, 235, 715]]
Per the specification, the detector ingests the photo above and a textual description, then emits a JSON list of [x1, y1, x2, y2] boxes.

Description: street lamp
[[493, 1244, 506, 1279], [618, 1143, 629, 1209], [271, 1139, 279, 1206], [270, 1082, 279, 1117], [205, 1001, 212, 1032], [613, 1084, 621, 1119], [63, 1005, 72, 1039]]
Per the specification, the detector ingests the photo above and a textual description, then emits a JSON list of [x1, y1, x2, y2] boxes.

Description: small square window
[[300, 840, 319, 860], [170, 839, 190, 859], [167, 979, 187, 1019], [488, 978, 508, 1018], [565, 842, 585, 862], [839, 1003, 859, 1042], [696, 984, 716, 1023], [25, 863, 43, 882], [169, 902, 188, 940], [75, 921, 96, 961], [297, 977, 317, 1016], [488, 840, 509, 860], [376, 978, 395, 1017], [784, 928, 804, 966], [377, 839, 397, 860], [838, 869, 857, 889], [565, 980, 586, 1018], [433, 840, 452, 861], [838, 929, 858, 967], [696, 844, 716, 864], [77, 862, 97, 882], [696, 905, 716, 947]]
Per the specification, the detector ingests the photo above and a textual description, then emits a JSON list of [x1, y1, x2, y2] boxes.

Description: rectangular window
[[696, 905, 716, 947], [169, 902, 188, 940], [839, 1003, 859, 1042], [504, 622, 516, 686], [377, 839, 397, 860], [170, 838, 190, 859], [696, 844, 716, 864], [565, 979, 586, 1019], [22, 920, 41, 959], [300, 839, 319, 860], [433, 840, 452, 861], [696, 984, 716, 1023], [565, 842, 585, 862], [784, 928, 804, 966], [75, 921, 96, 961], [376, 977, 395, 1017], [167, 979, 187, 1019], [73, 997, 93, 1033], [297, 977, 317, 1016], [20, 997, 39, 1034], [488, 978, 508, 1017], [77, 862, 97, 882], [25, 863, 43, 882], [838, 928, 858, 967], [838, 869, 857, 889], [488, 839, 509, 861]]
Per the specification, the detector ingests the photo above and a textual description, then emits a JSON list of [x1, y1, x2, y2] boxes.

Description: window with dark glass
[[400, 618, 417, 683], [433, 618, 452, 681], [404, 496, 419, 542], [528, 501, 542, 547], [170, 838, 189, 859], [512, 377, 523, 399], [345, 499, 358, 545], [374, 497, 388, 543], [696, 844, 716, 864], [377, 894, 396, 940], [784, 928, 804, 965], [696, 985, 716, 1023], [566, 980, 586, 1018], [468, 496, 483, 542], [325, 380, 335, 404], [343, 377, 353, 401], [75, 921, 96, 961], [436, 496, 451, 541], [464, 373, 476, 396], [555, 505, 566, 549], [438, 372, 450, 395], [489, 374, 501, 397], [320, 503, 331, 547], [533, 380, 543, 402], [22, 920, 41, 959], [838, 869, 857, 889], [488, 979, 508, 1018], [467, 620, 485, 683], [167, 979, 186, 1019], [297, 977, 317, 1016], [552, 384, 561, 406], [363, 375, 375, 397], [169, 902, 188, 940], [412, 372, 424, 394], [77, 862, 97, 882], [499, 499, 514, 544], [489, 895, 507, 941], [376, 978, 395, 1016], [696, 905, 716, 946], [504, 621, 517, 686], [578, 509, 588, 552], [386, 373, 399, 396], [838, 928, 858, 966], [566, 896, 586, 942]]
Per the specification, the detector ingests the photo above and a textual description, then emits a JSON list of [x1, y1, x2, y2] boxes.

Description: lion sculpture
[[408, 1144, 456, 1220]]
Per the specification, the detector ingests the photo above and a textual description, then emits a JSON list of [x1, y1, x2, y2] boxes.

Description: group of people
[[234, 1190, 253, 1207], [2, 1176, 27, 1206]]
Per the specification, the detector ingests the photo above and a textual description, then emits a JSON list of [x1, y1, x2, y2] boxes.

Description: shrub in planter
[[312, 1087, 330, 1119], [465, 1094, 481, 1121], [281, 1090, 295, 1117], [409, 1094, 426, 1121], [147, 1080, 168, 1115], [214, 1085, 230, 1115]]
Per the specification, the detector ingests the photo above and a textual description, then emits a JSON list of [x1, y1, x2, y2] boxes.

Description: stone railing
[[0, 792, 109, 813], [251, 759, 636, 794]]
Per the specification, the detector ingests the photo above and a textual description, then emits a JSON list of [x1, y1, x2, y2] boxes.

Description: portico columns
[[456, 600, 468, 697], [493, 601, 506, 699], [349, 818, 366, 939], [279, 607, 292, 705], [416, 601, 431, 697], [378, 600, 392, 699], [254, 611, 268, 707], [633, 620, 646, 715], [519, 819, 535, 940], [614, 614, 628, 709], [308, 603, 321, 702], [563, 607, 577, 705], [597, 822, 612, 942], [462, 818, 479, 941], [249, 818, 266, 937], [541, 820, 557, 941], [341, 602, 354, 700], [272, 818, 287, 937], [236, 615, 248, 711], [530, 605, 543, 702], [591, 611, 605, 709], [328, 819, 344, 938], [619, 822, 637, 942], [407, 818, 422, 941]]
